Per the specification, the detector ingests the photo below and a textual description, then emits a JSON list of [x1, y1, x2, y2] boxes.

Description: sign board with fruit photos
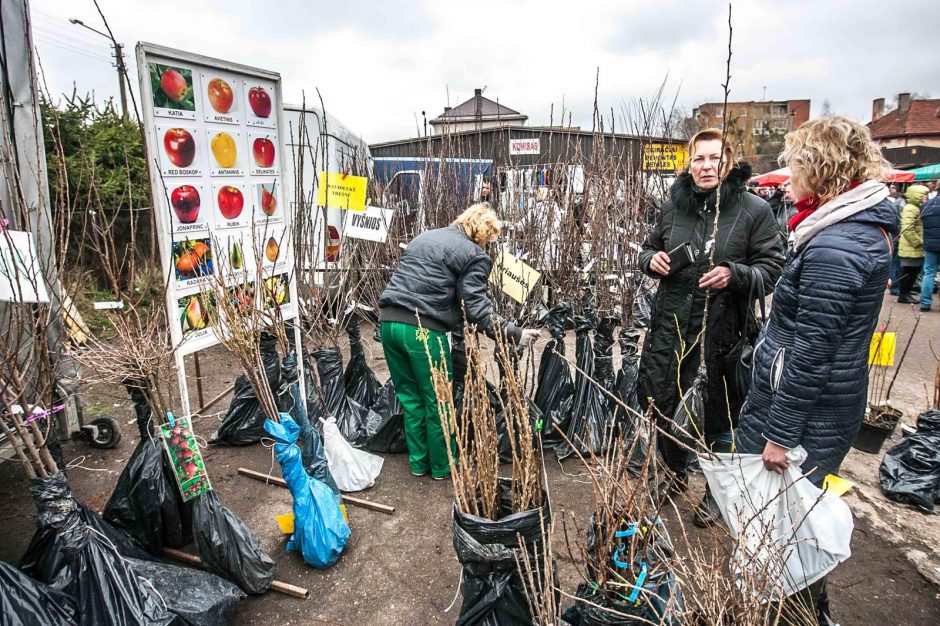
[[137, 42, 299, 364], [159, 415, 212, 501]]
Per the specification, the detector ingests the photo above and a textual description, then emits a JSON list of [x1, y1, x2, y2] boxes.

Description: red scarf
[[787, 180, 863, 232]]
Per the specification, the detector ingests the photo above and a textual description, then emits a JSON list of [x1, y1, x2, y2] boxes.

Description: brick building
[[869, 93, 940, 169]]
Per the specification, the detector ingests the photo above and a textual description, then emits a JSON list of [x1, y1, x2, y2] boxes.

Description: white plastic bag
[[699, 446, 853, 597], [322, 417, 384, 492]]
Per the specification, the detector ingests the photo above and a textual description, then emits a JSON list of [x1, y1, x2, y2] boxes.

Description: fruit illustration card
[[156, 123, 204, 177], [165, 181, 210, 235], [177, 291, 215, 341], [247, 131, 279, 176], [149, 62, 197, 120], [257, 227, 288, 269], [243, 81, 276, 128], [261, 273, 291, 311], [159, 416, 212, 502], [253, 180, 283, 224], [211, 183, 251, 230], [200, 72, 241, 125], [219, 230, 256, 277], [172, 237, 213, 288], [206, 128, 246, 176]]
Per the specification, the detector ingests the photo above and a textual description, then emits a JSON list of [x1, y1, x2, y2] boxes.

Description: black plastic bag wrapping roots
[[880, 409, 940, 513], [344, 317, 382, 408], [556, 314, 611, 460], [615, 328, 649, 476], [562, 515, 683, 626], [311, 346, 382, 447], [210, 333, 281, 445], [20, 473, 178, 626], [191, 490, 276, 595], [535, 302, 575, 447], [103, 381, 189, 555], [364, 380, 408, 453], [129, 558, 244, 626], [632, 284, 656, 329], [0, 559, 76, 626], [452, 480, 554, 626], [593, 315, 619, 396]]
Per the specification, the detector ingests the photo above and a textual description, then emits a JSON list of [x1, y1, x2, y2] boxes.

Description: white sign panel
[[509, 138, 540, 156], [0, 230, 50, 303], [343, 206, 395, 243]]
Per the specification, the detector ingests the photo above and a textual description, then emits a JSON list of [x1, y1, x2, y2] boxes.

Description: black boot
[[692, 483, 723, 528]]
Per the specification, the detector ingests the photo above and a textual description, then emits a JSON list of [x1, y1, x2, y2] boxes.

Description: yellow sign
[[822, 474, 854, 497], [317, 171, 367, 212], [868, 332, 896, 367], [489, 249, 541, 304], [642, 143, 689, 172]]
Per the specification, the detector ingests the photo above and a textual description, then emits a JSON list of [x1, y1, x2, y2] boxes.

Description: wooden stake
[[195, 383, 235, 415], [162, 547, 309, 599], [236, 467, 396, 515]]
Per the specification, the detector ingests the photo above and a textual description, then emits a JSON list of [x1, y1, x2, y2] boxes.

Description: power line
[[33, 24, 112, 56], [32, 35, 113, 63]]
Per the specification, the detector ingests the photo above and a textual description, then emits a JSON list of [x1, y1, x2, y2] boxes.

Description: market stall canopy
[[909, 163, 940, 181], [750, 166, 914, 186]]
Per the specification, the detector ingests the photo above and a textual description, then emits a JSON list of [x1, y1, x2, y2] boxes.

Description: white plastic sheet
[[321, 417, 383, 492], [699, 446, 853, 597]]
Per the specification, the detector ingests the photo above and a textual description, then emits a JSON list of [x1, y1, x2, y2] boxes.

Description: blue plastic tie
[[166, 411, 176, 427]]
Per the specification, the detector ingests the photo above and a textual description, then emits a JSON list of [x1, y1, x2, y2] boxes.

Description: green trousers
[[380, 321, 453, 478]]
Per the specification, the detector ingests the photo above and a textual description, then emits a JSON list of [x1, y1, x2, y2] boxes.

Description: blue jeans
[[889, 245, 901, 294], [921, 250, 939, 309]]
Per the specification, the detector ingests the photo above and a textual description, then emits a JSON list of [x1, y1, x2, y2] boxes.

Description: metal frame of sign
[[137, 42, 303, 418]]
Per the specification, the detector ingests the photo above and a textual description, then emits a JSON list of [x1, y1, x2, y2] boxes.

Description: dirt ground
[[1, 297, 938, 625]]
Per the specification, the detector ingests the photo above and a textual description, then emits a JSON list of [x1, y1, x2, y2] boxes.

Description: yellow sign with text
[[642, 143, 689, 172], [317, 171, 367, 212], [490, 249, 541, 304], [868, 332, 896, 367]]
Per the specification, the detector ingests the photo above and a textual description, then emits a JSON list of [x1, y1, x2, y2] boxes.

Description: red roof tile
[[869, 99, 940, 139]]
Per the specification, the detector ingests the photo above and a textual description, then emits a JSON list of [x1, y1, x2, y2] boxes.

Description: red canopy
[[885, 169, 915, 183], [750, 166, 914, 186]]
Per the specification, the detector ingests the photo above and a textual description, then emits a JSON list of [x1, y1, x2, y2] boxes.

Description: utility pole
[[69, 18, 127, 119]]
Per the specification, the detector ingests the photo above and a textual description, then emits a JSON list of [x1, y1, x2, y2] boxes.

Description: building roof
[[869, 99, 940, 140], [430, 90, 527, 125], [369, 125, 677, 150]]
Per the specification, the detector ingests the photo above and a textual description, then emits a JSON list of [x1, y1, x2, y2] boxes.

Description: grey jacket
[[379, 225, 520, 340]]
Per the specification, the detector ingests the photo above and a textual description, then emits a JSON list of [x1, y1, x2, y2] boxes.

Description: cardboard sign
[[159, 415, 212, 501], [0, 230, 50, 303], [489, 248, 541, 304], [317, 171, 367, 212], [642, 143, 689, 172], [509, 138, 540, 155], [343, 205, 395, 243], [869, 332, 896, 367]]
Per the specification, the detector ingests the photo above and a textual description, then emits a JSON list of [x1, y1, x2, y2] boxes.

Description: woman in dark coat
[[638, 128, 785, 509], [734, 116, 895, 624]]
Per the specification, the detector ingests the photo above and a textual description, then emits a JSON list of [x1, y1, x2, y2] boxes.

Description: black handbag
[[723, 266, 767, 398]]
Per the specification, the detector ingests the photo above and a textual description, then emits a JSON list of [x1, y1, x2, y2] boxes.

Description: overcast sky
[[29, 0, 940, 143]]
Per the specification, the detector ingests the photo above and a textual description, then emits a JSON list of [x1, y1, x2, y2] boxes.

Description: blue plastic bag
[[264, 415, 351, 568]]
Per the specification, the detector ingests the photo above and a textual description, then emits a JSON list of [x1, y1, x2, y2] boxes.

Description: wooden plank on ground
[[236, 466, 395, 515]]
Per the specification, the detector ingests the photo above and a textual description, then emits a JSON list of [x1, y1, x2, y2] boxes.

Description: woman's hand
[[762, 440, 790, 474], [649, 251, 671, 275], [699, 266, 732, 289]]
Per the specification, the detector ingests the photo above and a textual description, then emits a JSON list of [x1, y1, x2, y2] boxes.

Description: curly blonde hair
[[780, 116, 888, 203], [453, 203, 501, 246]]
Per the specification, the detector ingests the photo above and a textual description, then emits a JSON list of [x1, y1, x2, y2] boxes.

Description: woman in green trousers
[[378, 204, 540, 479]]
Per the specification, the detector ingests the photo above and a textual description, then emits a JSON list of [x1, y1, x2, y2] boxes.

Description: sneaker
[[432, 474, 449, 481], [411, 470, 428, 477]]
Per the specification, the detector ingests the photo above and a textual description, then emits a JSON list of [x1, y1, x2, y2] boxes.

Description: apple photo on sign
[[247, 131, 278, 175], [178, 292, 215, 339], [158, 124, 203, 177], [166, 181, 209, 234], [244, 82, 276, 128], [262, 273, 290, 310], [212, 183, 250, 229], [150, 63, 197, 120], [201, 73, 240, 125], [172, 238, 213, 283], [254, 181, 282, 222], [206, 129, 246, 176]]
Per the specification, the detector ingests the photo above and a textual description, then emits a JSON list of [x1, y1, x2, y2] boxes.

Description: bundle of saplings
[[210, 333, 282, 445], [309, 346, 382, 447]]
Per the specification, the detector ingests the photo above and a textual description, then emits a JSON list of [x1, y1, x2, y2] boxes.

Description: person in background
[[919, 191, 940, 312], [378, 204, 540, 480], [887, 185, 905, 295], [734, 116, 895, 624], [768, 185, 789, 241], [927, 180, 938, 201], [478, 177, 492, 203], [897, 184, 928, 304], [638, 128, 784, 525]]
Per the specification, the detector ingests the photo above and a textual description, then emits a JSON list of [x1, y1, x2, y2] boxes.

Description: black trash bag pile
[[310, 346, 382, 447], [633, 283, 656, 329], [344, 317, 382, 408], [562, 516, 683, 626], [103, 381, 189, 555], [363, 380, 408, 453], [880, 409, 940, 513], [452, 479, 554, 625], [615, 328, 650, 476], [556, 314, 612, 460], [210, 333, 281, 445], [19, 472, 178, 626], [129, 559, 244, 626], [535, 302, 575, 447], [0, 559, 76, 626], [191, 490, 276, 595]]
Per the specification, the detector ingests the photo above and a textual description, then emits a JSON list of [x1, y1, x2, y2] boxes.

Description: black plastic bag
[[633, 284, 656, 329], [20, 473, 178, 626], [615, 328, 649, 476], [191, 490, 276, 595], [290, 351, 342, 500], [210, 333, 281, 445], [880, 409, 940, 513], [452, 480, 553, 626], [593, 315, 619, 396], [0, 559, 76, 626], [344, 317, 382, 408], [103, 381, 188, 555], [128, 558, 244, 626], [311, 347, 379, 447], [363, 380, 408, 453], [535, 302, 575, 447], [557, 314, 611, 460]]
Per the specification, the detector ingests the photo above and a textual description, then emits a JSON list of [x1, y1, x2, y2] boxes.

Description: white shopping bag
[[322, 417, 384, 492], [699, 446, 853, 597]]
